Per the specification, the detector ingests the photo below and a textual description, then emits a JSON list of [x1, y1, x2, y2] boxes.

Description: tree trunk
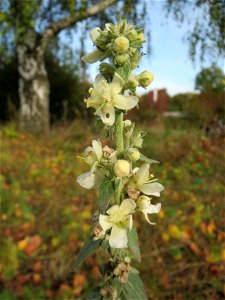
[[17, 36, 50, 134]]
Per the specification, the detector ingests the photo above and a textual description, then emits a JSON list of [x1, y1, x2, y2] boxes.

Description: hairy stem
[[115, 112, 124, 154]]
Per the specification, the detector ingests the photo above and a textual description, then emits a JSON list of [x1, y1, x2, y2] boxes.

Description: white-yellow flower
[[85, 72, 138, 126], [84, 140, 102, 165], [114, 160, 131, 177], [133, 163, 164, 196], [136, 195, 161, 224], [99, 199, 136, 248], [77, 168, 105, 189]]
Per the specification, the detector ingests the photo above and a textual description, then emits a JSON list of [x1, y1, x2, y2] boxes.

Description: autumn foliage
[[1, 120, 224, 299]]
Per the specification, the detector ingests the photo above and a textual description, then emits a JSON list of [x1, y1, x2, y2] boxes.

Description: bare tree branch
[[42, 0, 118, 42]]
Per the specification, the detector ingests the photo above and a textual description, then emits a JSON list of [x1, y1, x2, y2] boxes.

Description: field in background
[[1, 119, 224, 300]]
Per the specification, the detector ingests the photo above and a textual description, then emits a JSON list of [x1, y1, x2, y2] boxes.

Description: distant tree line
[[168, 65, 225, 125], [1, 0, 224, 134]]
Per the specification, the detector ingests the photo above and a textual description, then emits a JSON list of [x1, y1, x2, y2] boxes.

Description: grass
[[0, 120, 224, 300]]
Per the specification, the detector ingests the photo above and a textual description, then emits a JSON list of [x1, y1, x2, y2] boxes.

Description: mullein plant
[[75, 19, 164, 300]]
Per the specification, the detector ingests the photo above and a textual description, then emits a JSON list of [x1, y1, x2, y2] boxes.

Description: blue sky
[[66, 1, 223, 96]]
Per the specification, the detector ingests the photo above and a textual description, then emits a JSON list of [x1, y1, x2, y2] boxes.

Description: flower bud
[[129, 29, 137, 39], [127, 74, 138, 89], [124, 256, 131, 264], [136, 71, 154, 88], [89, 27, 101, 44], [114, 160, 130, 177], [123, 120, 132, 127], [128, 148, 140, 161], [105, 23, 111, 31], [114, 54, 128, 65], [133, 133, 143, 148], [114, 36, 129, 53], [137, 32, 145, 42]]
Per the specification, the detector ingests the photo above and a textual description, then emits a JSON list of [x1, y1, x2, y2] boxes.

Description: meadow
[[1, 118, 224, 300]]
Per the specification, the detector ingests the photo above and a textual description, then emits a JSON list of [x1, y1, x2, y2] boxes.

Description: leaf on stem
[[120, 272, 148, 300], [140, 153, 160, 164], [116, 60, 131, 81], [83, 287, 102, 300], [127, 227, 141, 262], [74, 238, 102, 270], [99, 178, 114, 214]]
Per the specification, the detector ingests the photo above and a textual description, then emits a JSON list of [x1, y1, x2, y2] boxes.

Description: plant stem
[[115, 112, 124, 154], [115, 112, 124, 205]]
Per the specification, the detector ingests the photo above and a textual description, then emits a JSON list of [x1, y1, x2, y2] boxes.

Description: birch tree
[[1, 0, 120, 133]]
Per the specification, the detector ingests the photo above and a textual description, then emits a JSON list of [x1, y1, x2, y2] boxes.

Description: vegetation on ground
[[1, 119, 224, 299]]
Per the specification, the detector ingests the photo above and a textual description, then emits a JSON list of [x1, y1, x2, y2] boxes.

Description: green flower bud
[[137, 32, 145, 42], [136, 71, 154, 88], [128, 148, 140, 161], [124, 256, 131, 264], [114, 36, 129, 53], [123, 120, 132, 127], [133, 133, 143, 148], [129, 30, 137, 39], [114, 160, 130, 177], [130, 51, 142, 70], [114, 54, 128, 65], [128, 74, 139, 89]]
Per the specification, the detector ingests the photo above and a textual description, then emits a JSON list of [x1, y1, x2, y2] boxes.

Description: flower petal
[[86, 96, 102, 110], [99, 214, 112, 232], [135, 163, 150, 185], [147, 203, 161, 214], [113, 94, 138, 110], [111, 72, 124, 94], [120, 215, 133, 230], [120, 198, 136, 215], [109, 225, 128, 248], [92, 140, 102, 161], [137, 195, 151, 211], [106, 204, 119, 215], [128, 215, 133, 230], [141, 211, 156, 225], [93, 169, 105, 186], [140, 182, 164, 196], [81, 50, 104, 64], [93, 74, 108, 92], [77, 171, 96, 189], [89, 27, 101, 44], [100, 103, 115, 126]]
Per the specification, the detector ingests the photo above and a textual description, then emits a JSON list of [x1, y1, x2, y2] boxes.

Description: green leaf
[[121, 272, 148, 300], [116, 60, 131, 81], [111, 278, 123, 296], [127, 228, 141, 262], [140, 153, 159, 164], [101, 238, 109, 256], [98, 178, 114, 213], [74, 238, 101, 270]]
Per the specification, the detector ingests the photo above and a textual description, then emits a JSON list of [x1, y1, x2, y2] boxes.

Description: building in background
[[141, 89, 169, 113]]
